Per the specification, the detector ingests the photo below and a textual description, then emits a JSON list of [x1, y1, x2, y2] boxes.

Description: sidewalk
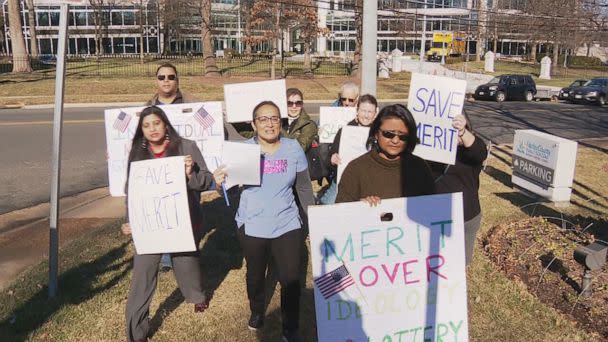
[[0, 188, 125, 290]]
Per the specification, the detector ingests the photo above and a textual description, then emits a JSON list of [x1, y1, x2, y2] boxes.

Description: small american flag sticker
[[314, 265, 355, 299], [194, 106, 215, 129], [112, 111, 131, 133]]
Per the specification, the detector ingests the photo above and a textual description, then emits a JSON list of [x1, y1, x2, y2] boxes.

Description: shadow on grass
[[485, 144, 608, 215], [539, 251, 581, 293], [263, 287, 318, 342], [0, 240, 131, 340], [495, 191, 608, 243]]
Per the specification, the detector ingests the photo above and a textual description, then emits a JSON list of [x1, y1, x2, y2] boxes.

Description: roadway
[[1, 100, 607, 214]]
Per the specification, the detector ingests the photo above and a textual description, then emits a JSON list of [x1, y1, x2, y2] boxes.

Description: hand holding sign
[[407, 73, 467, 165]]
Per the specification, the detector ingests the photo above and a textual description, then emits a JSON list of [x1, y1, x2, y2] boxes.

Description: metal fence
[[0, 55, 352, 78]]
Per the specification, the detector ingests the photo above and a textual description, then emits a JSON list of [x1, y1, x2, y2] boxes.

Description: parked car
[[558, 80, 588, 100], [474, 74, 537, 102], [569, 77, 608, 106]]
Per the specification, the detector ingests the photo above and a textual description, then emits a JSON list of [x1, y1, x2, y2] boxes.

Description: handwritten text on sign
[[104, 102, 224, 196], [128, 156, 195, 255], [308, 194, 469, 342], [407, 73, 466, 165], [318, 106, 357, 144]]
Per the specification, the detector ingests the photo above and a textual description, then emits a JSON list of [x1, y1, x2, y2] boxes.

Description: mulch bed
[[482, 216, 608, 339]]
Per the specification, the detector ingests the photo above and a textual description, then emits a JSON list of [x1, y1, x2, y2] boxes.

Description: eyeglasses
[[341, 97, 357, 104], [380, 129, 409, 142], [287, 100, 304, 107], [157, 74, 177, 81], [255, 116, 281, 125]]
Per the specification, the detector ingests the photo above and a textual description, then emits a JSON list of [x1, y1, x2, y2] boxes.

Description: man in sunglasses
[[146, 63, 198, 105], [331, 81, 360, 107]]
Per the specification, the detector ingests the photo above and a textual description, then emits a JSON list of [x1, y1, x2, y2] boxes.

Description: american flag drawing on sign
[[314, 265, 355, 299], [113, 111, 131, 133], [194, 106, 215, 129]]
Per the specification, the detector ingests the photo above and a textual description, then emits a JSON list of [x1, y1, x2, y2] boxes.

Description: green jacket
[[284, 110, 318, 152]]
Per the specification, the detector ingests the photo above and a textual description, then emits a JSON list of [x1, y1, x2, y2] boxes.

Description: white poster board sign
[[104, 102, 224, 196], [318, 107, 357, 143], [220, 141, 261, 190], [336, 126, 370, 184], [309, 194, 468, 342], [127, 156, 196, 254], [407, 73, 466, 165], [224, 79, 287, 123]]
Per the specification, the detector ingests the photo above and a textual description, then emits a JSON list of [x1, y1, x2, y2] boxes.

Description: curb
[[0, 103, 25, 109]]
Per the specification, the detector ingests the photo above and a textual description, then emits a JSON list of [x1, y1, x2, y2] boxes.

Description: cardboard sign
[[220, 141, 261, 190], [224, 79, 287, 123], [318, 106, 357, 143], [309, 194, 469, 342], [336, 126, 370, 184], [104, 102, 224, 196], [127, 156, 196, 254], [512, 129, 578, 202], [407, 73, 466, 165]]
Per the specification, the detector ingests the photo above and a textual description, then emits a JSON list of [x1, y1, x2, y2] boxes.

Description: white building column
[[317, 1, 329, 54]]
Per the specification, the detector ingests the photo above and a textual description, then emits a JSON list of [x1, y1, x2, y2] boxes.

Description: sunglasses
[[287, 100, 304, 107], [157, 74, 177, 81], [380, 129, 409, 142], [341, 97, 357, 103]]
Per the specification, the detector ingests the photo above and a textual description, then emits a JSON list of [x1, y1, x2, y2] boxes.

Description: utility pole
[[476, 0, 487, 62], [361, 0, 377, 95], [419, 0, 427, 68]]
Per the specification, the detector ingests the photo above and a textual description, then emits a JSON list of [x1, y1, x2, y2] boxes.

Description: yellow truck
[[426, 31, 466, 62]]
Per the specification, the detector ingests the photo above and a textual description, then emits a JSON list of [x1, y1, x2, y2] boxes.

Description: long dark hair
[[128, 106, 182, 164], [367, 104, 418, 154]]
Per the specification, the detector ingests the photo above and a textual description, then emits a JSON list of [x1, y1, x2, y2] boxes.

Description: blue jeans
[[319, 181, 337, 205], [160, 253, 172, 269]]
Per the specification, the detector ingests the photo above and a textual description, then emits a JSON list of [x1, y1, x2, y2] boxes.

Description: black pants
[[237, 227, 302, 333]]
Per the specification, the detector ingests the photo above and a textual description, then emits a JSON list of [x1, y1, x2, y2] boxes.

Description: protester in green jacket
[[238, 88, 318, 152], [285, 87, 318, 152]]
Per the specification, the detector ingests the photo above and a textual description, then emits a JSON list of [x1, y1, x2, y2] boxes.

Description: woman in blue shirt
[[214, 101, 314, 342]]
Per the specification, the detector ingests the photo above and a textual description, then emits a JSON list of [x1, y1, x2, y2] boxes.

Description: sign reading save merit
[[512, 130, 578, 202]]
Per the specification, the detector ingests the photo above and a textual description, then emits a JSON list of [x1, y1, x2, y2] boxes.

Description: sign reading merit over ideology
[[128, 156, 195, 254], [309, 194, 469, 342], [104, 102, 224, 196], [512, 129, 578, 202], [407, 73, 467, 165], [223, 79, 288, 123]]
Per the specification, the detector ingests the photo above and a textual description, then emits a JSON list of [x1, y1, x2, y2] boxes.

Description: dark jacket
[[429, 135, 487, 221], [145, 90, 199, 105]]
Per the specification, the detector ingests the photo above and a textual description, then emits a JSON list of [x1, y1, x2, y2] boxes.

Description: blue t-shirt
[[236, 137, 308, 238]]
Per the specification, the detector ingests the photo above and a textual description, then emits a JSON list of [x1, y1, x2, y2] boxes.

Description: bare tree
[[8, 0, 32, 72], [0, 6, 6, 54], [90, 0, 116, 55], [25, 0, 38, 57], [201, 0, 219, 76]]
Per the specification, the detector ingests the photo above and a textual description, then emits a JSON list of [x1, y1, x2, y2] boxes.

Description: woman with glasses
[[285, 88, 318, 153], [120, 106, 212, 342], [213, 101, 314, 342], [336, 104, 435, 205], [319, 94, 378, 205]]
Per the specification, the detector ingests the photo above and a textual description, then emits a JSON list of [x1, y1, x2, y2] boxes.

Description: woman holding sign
[[318, 94, 378, 205], [336, 104, 435, 204], [120, 106, 214, 342], [213, 101, 314, 342], [429, 111, 487, 265]]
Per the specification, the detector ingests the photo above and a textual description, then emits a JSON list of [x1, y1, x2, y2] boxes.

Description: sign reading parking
[[512, 155, 553, 189]]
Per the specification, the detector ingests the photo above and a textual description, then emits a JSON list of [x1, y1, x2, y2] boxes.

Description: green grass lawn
[[0, 145, 606, 341]]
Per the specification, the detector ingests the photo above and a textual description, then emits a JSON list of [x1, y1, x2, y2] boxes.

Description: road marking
[[0, 119, 104, 126]]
